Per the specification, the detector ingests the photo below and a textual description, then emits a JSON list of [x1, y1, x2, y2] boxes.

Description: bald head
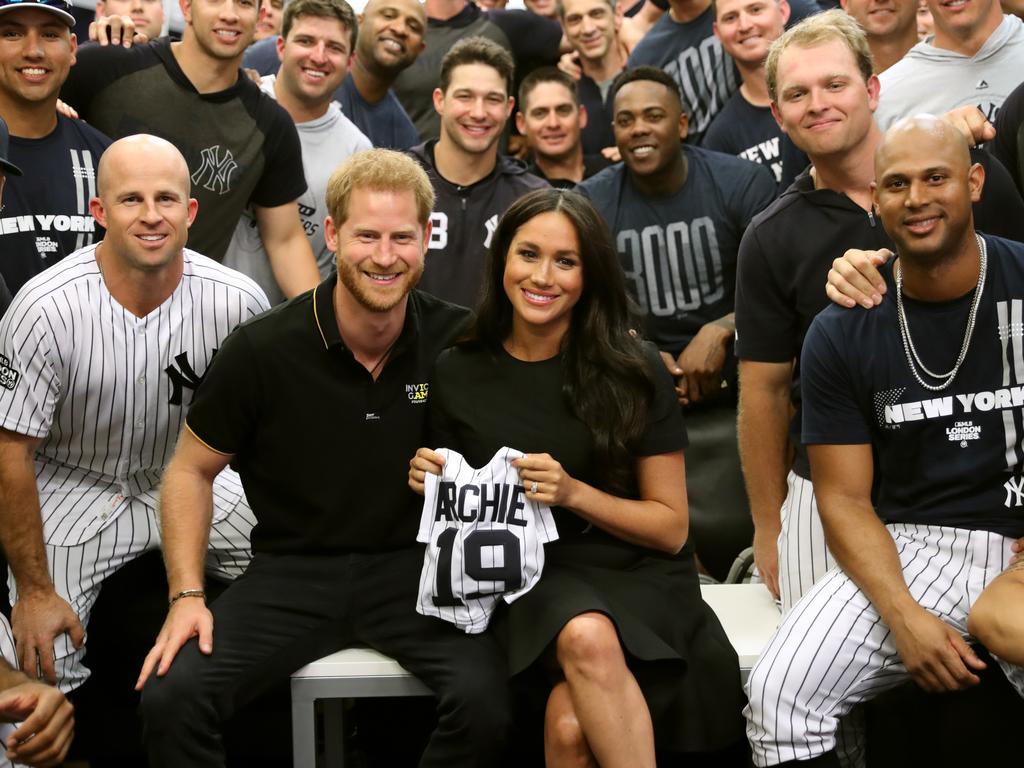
[[872, 113, 983, 264], [96, 135, 191, 200], [875, 114, 972, 180], [89, 134, 198, 276]]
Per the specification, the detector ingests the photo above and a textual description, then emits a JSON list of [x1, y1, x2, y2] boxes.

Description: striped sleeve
[[0, 295, 62, 438]]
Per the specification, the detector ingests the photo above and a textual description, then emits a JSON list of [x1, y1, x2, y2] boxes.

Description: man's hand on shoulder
[[942, 106, 996, 148], [89, 15, 150, 48], [12, 591, 85, 686], [826, 248, 892, 309], [890, 606, 986, 692], [0, 679, 74, 768], [136, 597, 214, 691]]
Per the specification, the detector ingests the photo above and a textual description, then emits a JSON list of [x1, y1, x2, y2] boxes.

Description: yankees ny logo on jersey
[[165, 350, 215, 406], [417, 447, 558, 634]]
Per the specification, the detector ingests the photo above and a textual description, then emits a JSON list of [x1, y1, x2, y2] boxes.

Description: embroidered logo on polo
[[406, 383, 429, 403], [0, 354, 19, 391]]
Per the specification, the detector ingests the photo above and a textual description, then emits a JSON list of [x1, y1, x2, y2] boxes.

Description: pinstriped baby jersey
[[417, 447, 558, 634]]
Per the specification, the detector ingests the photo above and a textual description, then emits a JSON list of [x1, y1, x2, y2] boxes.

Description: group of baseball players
[[1, 0, 1024, 765]]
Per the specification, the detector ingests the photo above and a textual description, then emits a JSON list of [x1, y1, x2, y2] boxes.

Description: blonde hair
[[765, 9, 874, 103], [326, 150, 435, 226]]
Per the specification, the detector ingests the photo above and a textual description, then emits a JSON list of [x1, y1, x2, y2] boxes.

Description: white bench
[[290, 583, 781, 767]]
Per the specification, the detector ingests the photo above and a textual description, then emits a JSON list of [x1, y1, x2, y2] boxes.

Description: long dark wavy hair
[[471, 188, 656, 494]]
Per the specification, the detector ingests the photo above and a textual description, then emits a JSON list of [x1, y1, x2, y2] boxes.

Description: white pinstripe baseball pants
[[778, 471, 836, 613], [8, 496, 254, 694], [745, 523, 1024, 766]]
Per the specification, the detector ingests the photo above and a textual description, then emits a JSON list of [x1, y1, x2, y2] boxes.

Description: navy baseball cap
[[0, 0, 76, 28], [0, 117, 23, 177]]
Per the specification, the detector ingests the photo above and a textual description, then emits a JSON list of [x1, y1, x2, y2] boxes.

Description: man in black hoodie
[[410, 36, 547, 308]]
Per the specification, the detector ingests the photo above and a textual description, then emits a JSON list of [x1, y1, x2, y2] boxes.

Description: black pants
[[141, 548, 510, 767]]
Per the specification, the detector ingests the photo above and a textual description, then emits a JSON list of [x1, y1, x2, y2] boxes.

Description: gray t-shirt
[[875, 14, 1024, 131], [223, 75, 372, 304]]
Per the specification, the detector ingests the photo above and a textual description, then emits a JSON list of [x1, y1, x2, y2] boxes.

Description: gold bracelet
[[169, 588, 206, 606]]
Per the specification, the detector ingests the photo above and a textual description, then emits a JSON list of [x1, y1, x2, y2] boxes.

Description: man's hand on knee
[[136, 599, 214, 690], [11, 591, 85, 685], [892, 607, 986, 692], [0, 680, 74, 767]]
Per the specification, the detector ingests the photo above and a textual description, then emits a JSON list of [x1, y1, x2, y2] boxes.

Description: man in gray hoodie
[[874, 0, 1024, 130]]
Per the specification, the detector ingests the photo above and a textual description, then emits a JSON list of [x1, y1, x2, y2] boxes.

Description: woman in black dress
[[409, 188, 744, 766]]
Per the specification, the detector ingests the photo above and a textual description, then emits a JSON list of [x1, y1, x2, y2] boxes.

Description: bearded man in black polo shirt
[[136, 149, 509, 768]]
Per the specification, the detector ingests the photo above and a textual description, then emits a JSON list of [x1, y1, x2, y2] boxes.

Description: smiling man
[[734, 10, 1024, 622], [558, 0, 624, 155], [0, 0, 111, 297], [745, 113, 1024, 768], [138, 149, 511, 768], [226, 0, 371, 303], [578, 66, 775, 582], [59, 0, 321, 299], [706, 0, 799, 186], [410, 36, 546, 308], [874, 0, 1024, 129], [0, 134, 268, 699], [516, 67, 609, 187], [243, 0, 428, 149]]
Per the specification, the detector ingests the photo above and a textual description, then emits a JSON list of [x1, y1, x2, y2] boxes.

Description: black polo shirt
[[186, 276, 473, 555]]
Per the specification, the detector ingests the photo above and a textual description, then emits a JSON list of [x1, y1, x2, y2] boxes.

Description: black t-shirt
[[528, 154, 611, 188], [993, 79, 1024, 197], [61, 38, 306, 261], [579, 73, 616, 156], [0, 116, 110, 295], [701, 91, 808, 190], [185, 278, 473, 554], [428, 341, 687, 543], [735, 149, 1024, 477], [802, 235, 1024, 538], [577, 146, 776, 358]]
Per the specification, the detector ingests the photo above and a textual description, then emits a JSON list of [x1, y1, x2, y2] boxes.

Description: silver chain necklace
[[895, 234, 987, 392]]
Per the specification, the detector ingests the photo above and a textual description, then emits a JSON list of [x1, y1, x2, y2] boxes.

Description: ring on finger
[[531, 481, 538, 494]]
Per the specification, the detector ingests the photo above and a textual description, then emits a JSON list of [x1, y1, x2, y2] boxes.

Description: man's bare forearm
[[159, 450, 216, 596], [816, 483, 918, 624], [737, 380, 791, 530], [0, 433, 51, 595]]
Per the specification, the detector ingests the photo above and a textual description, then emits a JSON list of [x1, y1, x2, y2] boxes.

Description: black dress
[[428, 341, 746, 753]]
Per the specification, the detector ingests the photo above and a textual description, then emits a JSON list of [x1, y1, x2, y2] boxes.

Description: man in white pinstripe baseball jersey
[[0, 134, 270, 694], [745, 116, 1024, 767]]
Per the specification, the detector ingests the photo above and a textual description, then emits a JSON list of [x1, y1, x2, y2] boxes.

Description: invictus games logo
[[946, 420, 981, 447], [0, 354, 19, 391], [406, 383, 429, 403], [192, 145, 238, 195]]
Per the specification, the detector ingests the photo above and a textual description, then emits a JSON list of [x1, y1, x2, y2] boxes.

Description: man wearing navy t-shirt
[[706, 0, 807, 187], [746, 114, 1024, 768], [578, 66, 775, 580], [0, 0, 111, 297]]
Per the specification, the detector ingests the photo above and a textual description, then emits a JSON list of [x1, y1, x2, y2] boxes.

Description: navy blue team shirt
[[0, 116, 110, 295], [577, 145, 776, 360], [802, 234, 1024, 538]]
